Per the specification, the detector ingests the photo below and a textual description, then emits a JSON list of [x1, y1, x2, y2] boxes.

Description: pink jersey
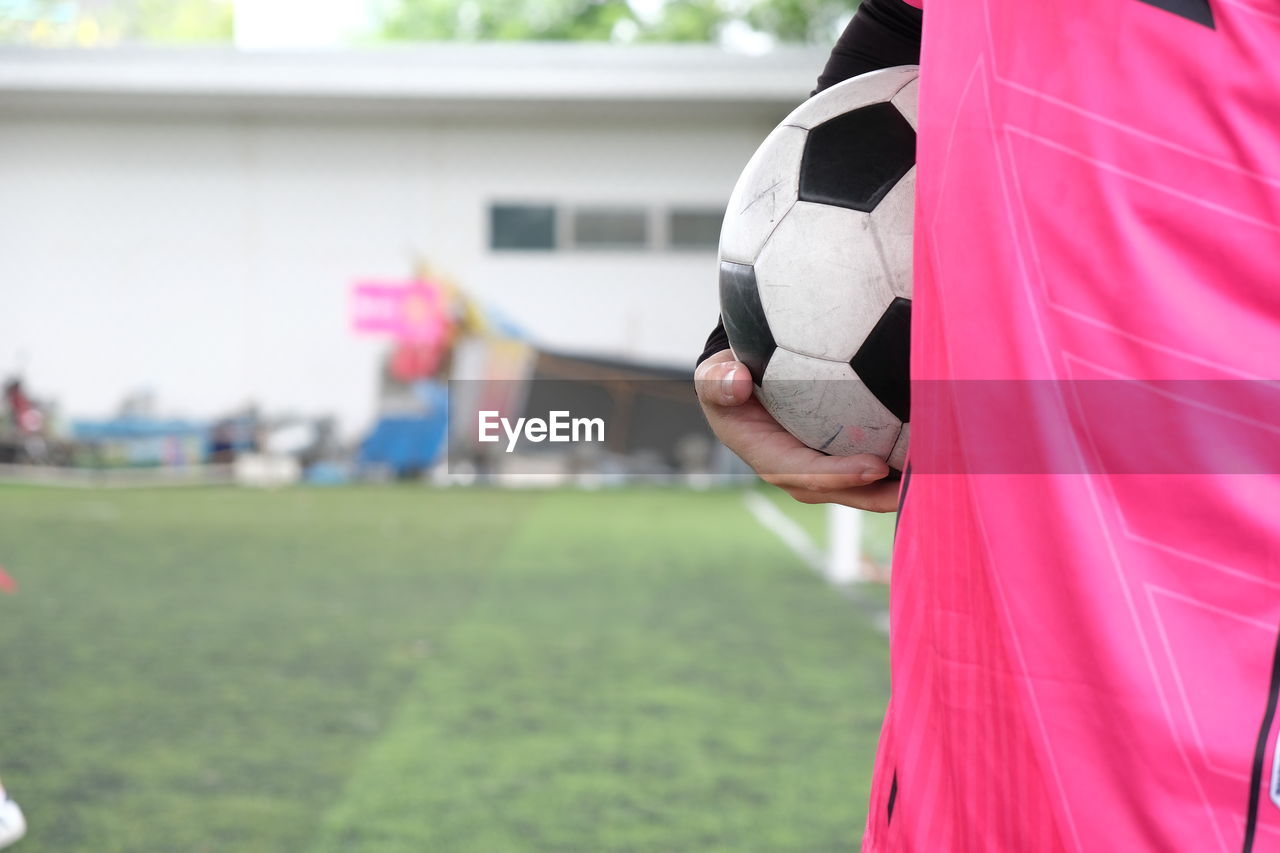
[[869, 0, 1280, 850]]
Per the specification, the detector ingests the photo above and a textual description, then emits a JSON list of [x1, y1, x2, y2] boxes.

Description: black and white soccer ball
[[719, 66, 916, 470]]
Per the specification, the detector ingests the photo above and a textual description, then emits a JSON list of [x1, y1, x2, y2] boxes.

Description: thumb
[[695, 357, 754, 407]]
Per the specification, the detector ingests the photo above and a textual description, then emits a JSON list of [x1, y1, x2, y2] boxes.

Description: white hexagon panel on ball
[[869, 166, 915, 300], [891, 77, 919, 130], [754, 201, 897, 363], [757, 348, 902, 459], [718, 125, 807, 265], [781, 66, 919, 130]]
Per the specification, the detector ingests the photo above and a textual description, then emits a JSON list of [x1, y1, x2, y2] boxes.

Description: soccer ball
[[718, 66, 917, 470]]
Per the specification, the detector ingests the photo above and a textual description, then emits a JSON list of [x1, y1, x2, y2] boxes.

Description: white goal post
[[827, 503, 868, 584]]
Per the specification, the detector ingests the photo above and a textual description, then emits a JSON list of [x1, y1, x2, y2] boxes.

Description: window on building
[[570, 207, 649, 250], [490, 204, 556, 251], [489, 202, 725, 253], [667, 208, 723, 250]]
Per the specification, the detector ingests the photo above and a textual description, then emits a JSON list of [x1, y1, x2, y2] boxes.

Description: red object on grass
[[0, 566, 16, 594]]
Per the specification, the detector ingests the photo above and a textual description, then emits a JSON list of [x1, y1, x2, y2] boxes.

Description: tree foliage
[[745, 0, 856, 43], [0, 0, 232, 46], [0, 0, 857, 47], [380, 0, 638, 41], [377, 0, 858, 45]]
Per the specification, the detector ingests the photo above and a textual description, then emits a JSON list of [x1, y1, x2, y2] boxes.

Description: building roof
[[0, 44, 827, 120]]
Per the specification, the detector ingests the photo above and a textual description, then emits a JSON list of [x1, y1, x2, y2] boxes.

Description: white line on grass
[[742, 491, 826, 575], [742, 491, 890, 636]]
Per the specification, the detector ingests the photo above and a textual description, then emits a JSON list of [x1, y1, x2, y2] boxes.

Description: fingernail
[[859, 466, 886, 482], [721, 366, 739, 402]]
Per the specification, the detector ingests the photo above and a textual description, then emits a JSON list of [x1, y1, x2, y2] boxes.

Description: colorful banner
[[350, 280, 448, 345]]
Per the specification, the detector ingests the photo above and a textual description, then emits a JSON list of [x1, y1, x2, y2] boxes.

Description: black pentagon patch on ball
[[719, 261, 775, 385], [799, 102, 916, 213], [850, 297, 911, 422]]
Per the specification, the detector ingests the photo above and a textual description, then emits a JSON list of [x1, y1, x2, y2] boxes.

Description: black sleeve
[[813, 0, 923, 95], [697, 0, 923, 368]]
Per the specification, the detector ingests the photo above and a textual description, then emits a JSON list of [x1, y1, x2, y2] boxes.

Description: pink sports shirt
[[871, 0, 1280, 850]]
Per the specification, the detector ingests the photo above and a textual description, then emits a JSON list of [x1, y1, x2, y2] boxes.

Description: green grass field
[[0, 486, 890, 852]]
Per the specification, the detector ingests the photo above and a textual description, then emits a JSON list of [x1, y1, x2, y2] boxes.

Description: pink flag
[[350, 280, 448, 345]]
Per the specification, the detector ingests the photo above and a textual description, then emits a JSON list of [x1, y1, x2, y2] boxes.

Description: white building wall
[[0, 108, 782, 436]]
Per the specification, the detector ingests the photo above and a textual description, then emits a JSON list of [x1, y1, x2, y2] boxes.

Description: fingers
[[776, 477, 901, 513], [745, 438, 897, 512], [694, 350, 753, 408], [694, 348, 899, 513], [755, 451, 890, 493]]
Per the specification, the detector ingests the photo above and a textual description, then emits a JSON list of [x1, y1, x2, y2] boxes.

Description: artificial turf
[[0, 486, 890, 852]]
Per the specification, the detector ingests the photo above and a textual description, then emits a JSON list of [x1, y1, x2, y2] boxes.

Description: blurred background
[[0, 2, 894, 850]]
